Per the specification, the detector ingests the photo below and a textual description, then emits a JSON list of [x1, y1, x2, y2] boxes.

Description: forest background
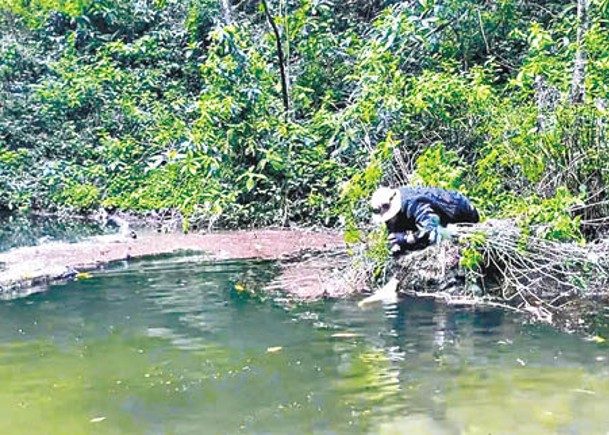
[[1, 0, 608, 250]]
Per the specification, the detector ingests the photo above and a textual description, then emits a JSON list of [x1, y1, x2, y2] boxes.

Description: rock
[[394, 242, 466, 296]]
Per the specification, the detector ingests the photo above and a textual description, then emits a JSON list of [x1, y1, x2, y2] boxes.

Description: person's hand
[[388, 232, 406, 255], [388, 232, 405, 246]]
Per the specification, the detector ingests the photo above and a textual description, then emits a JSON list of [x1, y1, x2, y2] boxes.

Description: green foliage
[[514, 187, 585, 243], [59, 183, 100, 211], [460, 231, 486, 270], [338, 132, 397, 243], [0, 0, 90, 27], [363, 227, 391, 279], [0, 147, 31, 211], [0, 0, 608, 244], [412, 143, 465, 191], [186, 0, 220, 44]]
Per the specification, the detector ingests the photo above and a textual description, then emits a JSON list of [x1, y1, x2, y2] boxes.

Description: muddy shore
[[0, 229, 346, 299]]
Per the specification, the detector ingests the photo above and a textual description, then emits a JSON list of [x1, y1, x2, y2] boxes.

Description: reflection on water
[[0, 214, 108, 252], [0, 254, 608, 434]]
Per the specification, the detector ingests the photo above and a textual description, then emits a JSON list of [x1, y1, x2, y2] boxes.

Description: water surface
[[0, 254, 608, 434]]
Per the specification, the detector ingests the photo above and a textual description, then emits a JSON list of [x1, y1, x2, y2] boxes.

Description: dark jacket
[[386, 186, 479, 251]]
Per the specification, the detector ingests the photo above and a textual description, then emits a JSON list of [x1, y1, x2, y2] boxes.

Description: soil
[[0, 229, 346, 299]]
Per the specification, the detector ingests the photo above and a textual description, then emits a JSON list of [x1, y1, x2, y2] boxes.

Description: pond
[[1, 253, 609, 434]]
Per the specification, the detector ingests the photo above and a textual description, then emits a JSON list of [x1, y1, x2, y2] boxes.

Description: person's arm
[[411, 201, 441, 246], [389, 202, 440, 251]]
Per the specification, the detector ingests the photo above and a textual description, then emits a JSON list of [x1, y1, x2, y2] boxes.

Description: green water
[[1, 254, 609, 434]]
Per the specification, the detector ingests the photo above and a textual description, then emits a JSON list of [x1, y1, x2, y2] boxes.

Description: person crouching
[[370, 186, 479, 255]]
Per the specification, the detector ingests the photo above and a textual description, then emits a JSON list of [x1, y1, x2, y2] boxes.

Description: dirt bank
[[0, 229, 346, 298]]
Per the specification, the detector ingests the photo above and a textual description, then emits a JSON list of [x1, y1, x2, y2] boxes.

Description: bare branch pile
[[459, 219, 609, 318]]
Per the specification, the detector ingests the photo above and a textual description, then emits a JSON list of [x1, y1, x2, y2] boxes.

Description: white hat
[[370, 187, 401, 224]]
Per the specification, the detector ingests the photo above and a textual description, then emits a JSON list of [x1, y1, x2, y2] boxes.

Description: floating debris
[[572, 388, 596, 395], [330, 332, 360, 338], [358, 277, 399, 308], [266, 346, 283, 353]]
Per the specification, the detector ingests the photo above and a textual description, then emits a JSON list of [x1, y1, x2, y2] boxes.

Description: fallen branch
[[458, 219, 609, 314], [339, 219, 609, 323]]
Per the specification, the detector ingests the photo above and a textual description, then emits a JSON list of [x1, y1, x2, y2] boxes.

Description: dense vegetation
[[1, 0, 608, 240]]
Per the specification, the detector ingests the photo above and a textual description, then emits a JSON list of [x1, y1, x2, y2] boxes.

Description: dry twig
[[459, 220, 609, 315]]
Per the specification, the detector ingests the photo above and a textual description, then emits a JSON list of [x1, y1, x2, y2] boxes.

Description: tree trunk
[[260, 0, 290, 118], [570, 0, 590, 105], [219, 0, 232, 25]]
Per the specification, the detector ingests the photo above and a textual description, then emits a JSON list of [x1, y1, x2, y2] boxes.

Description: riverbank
[[0, 229, 346, 298], [3, 219, 608, 332], [389, 220, 609, 331]]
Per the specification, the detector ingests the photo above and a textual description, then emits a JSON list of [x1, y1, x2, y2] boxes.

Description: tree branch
[[570, 0, 589, 105], [219, 0, 232, 25]]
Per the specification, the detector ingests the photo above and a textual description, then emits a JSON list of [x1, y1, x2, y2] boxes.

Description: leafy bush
[[59, 183, 100, 211], [411, 143, 465, 191], [0, 0, 608, 243], [515, 187, 585, 243]]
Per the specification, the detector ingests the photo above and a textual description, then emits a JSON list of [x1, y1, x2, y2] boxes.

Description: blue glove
[[388, 232, 406, 246]]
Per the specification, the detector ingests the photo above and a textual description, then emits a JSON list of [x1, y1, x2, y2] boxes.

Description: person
[[370, 185, 479, 255]]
